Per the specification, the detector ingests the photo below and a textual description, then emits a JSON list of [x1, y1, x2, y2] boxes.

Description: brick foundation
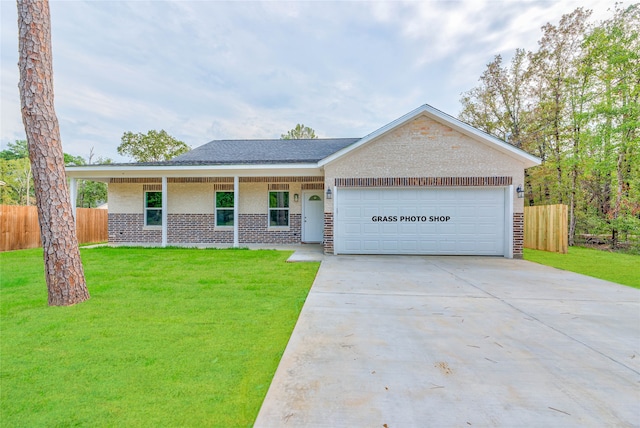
[[109, 213, 301, 245], [109, 213, 161, 243], [238, 214, 301, 244], [167, 214, 232, 244], [513, 212, 524, 258]]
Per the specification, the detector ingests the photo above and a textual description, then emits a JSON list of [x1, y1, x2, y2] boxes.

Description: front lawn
[[524, 246, 640, 289], [0, 247, 319, 427]]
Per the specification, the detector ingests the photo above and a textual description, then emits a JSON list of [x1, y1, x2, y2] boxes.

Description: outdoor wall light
[[326, 188, 332, 199], [294, 193, 299, 202], [516, 184, 525, 199]]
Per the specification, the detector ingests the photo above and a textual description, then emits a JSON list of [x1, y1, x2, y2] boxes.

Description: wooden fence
[[524, 204, 568, 253], [0, 205, 108, 252]]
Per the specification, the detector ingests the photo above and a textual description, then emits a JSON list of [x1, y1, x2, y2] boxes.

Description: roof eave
[[65, 162, 322, 180]]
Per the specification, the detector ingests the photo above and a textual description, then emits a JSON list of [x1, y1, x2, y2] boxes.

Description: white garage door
[[335, 187, 506, 255]]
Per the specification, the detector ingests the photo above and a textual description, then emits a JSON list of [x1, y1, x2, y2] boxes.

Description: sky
[[1, 0, 618, 162]]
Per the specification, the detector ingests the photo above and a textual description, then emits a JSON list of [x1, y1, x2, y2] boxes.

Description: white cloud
[[0, 0, 619, 161]]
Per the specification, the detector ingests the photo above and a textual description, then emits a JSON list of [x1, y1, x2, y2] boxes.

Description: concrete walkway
[[255, 256, 640, 427]]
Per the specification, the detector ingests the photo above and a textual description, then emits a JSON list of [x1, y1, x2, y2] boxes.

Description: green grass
[[0, 247, 319, 427], [524, 246, 640, 289]]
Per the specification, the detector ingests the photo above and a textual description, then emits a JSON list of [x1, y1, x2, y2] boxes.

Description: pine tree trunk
[[17, 0, 89, 306]]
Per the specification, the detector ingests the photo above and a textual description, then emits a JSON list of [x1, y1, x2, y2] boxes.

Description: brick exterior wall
[[238, 214, 301, 244], [109, 212, 304, 245], [513, 212, 524, 259], [334, 176, 512, 187], [167, 214, 232, 244], [323, 212, 334, 254], [109, 213, 161, 243]]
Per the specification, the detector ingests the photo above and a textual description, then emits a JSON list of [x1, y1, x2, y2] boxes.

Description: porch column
[[69, 177, 77, 222], [162, 176, 168, 247], [233, 176, 239, 247]]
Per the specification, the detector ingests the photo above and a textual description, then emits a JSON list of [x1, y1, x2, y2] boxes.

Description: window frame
[[268, 191, 289, 227], [144, 191, 162, 227], [215, 191, 235, 227]]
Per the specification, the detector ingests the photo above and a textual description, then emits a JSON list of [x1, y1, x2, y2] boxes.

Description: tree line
[[2, 123, 318, 207], [459, 4, 639, 249], [0, 140, 110, 208]]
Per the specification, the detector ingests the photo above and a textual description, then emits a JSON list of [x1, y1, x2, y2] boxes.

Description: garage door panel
[[400, 189, 419, 200], [458, 224, 476, 234], [382, 240, 399, 251], [336, 188, 505, 255], [343, 207, 363, 218], [382, 192, 399, 201], [439, 192, 457, 201], [363, 223, 379, 234], [418, 223, 438, 233], [362, 207, 380, 217], [399, 241, 419, 251], [363, 240, 381, 250], [343, 223, 362, 235], [376, 221, 392, 230], [399, 223, 418, 234]]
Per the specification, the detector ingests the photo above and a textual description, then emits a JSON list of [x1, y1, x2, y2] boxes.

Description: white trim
[[65, 163, 321, 181], [214, 190, 235, 227], [143, 191, 162, 226], [69, 178, 77, 222], [161, 176, 168, 247], [332, 185, 338, 255], [267, 189, 290, 228], [318, 104, 541, 168], [505, 185, 514, 259], [233, 176, 239, 247]]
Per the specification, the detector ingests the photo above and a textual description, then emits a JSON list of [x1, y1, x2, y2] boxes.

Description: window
[[216, 191, 234, 226], [269, 191, 289, 227], [145, 191, 162, 226]]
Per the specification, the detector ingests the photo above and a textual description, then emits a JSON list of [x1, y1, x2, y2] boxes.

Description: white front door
[[302, 191, 324, 242]]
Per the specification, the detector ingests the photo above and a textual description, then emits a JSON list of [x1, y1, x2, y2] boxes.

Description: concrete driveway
[[255, 256, 640, 427]]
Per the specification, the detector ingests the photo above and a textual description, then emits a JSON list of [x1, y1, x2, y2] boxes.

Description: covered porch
[[66, 165, 327, 248]]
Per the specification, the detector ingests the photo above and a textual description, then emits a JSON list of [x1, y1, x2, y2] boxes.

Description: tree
[[17, 0, 89, 306], [281, 124, 318, 139], [459, 49, 532, 147], [528, 8, 593, 243], [582, 3, 640, 247], [0, 157, 33, 205], [0, 143, 110, 207], [459, 6, 640, 251], [0, 139, 29, 160], [117, 130, 190, 162]]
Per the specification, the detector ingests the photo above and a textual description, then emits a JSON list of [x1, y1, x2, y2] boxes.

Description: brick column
[[513, 212, 524, 259], [323, 212, 334, 254]]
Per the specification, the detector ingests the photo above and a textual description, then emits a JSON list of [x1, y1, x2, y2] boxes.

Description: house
[[66, 105, 541, 258]]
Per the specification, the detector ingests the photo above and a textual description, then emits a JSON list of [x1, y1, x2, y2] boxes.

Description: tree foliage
[[0, 139, 29, 160], [0, 140, 109, 208], [118, 130, 190, 162], [460, 5, 640, 250], [281, 124, 318, 139]]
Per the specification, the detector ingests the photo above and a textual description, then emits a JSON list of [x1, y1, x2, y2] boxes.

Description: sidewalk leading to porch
[[86, 242, 324, 262]]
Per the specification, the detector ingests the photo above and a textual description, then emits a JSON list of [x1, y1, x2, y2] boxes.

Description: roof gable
[[319, 104, 541, 168]]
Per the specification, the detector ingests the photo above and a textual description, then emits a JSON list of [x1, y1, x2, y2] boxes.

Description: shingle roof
[[169, 138, 360, 165]]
